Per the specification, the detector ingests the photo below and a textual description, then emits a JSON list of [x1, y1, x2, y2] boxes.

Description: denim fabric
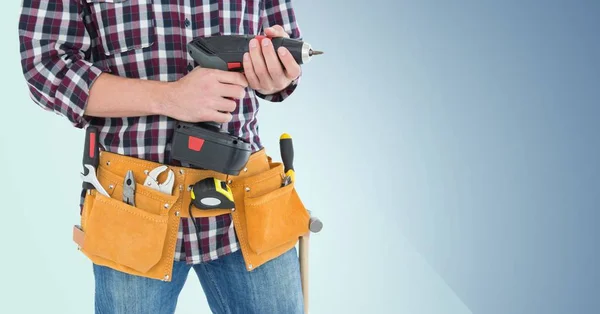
[[93, 248, 303, 314]]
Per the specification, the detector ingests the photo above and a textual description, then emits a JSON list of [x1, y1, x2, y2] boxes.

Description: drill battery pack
[[171, 122, 252, 175]]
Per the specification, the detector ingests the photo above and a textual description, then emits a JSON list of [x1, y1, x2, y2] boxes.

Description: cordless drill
[[171, 34, 322, 210], [187, 34, 323, 72]]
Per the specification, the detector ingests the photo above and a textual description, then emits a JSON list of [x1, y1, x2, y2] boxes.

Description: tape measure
[[190, 178, 235, 210]]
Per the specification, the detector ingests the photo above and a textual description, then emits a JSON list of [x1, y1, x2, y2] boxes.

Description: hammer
[[299, 212, 323, 313], [280, 133, 323, 314]]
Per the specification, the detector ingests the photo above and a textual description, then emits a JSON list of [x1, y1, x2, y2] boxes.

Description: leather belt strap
[[95, 148, 271, 218]]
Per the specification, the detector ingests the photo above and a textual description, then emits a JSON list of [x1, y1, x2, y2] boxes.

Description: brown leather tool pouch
[[230, 158, 311, 271]]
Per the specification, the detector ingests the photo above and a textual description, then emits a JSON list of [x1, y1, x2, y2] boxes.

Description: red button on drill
[[227, 62, 242, 70], [188, 136, 205, 152]]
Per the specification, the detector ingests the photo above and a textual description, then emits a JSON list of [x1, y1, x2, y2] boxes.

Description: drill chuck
[[270, 37, 321, 65]]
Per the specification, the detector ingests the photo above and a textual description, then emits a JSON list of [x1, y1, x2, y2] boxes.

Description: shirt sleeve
[[18, 0, 107, 129], [256, 0, 302, 102]]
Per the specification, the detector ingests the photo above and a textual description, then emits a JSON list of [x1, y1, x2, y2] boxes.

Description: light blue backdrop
[[1, 1, 599, 313]]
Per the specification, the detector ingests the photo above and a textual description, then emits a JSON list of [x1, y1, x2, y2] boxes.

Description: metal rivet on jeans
[[248, 264, 253, 269], [227, 180, 232, 184], [163, 275, 169, 281], [108, 184, 114, 189], [144, 170, 149, 175], [175, 211, 180, 216], [187, 185, 192, 191], [245, 187, 250, 192], [179, 169, 184, 175], [106, 161, 110, 166], [243, 167, 248, 172], [164, 204, 169, 209]]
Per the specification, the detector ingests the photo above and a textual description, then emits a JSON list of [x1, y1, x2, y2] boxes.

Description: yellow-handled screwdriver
[[279, 133, 295, 186]]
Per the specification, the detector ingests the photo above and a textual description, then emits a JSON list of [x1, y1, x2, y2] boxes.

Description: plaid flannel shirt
[[18, 0, 302, 264]]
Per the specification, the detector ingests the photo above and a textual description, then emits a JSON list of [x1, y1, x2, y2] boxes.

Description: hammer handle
[[299, 233, 309, 314]]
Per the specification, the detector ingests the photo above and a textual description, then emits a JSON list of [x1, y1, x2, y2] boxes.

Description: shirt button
[[187, 64, 193, 72], [184, 18, 191, 27]]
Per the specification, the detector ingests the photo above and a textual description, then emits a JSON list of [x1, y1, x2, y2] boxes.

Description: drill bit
[[309, 50, 323, 56]]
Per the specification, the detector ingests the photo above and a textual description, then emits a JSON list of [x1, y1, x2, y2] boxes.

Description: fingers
[[260, 38, 285, 80], [205, 95, 238, 124], [277, 47, 301, 80], [214, 70, 248, 87], [248, 38, 272, 87], [217, 83, 247, 99], [206, 110, 233, 124], [265, 25, 289, 38], [211, 97, 237, 113], [243, 52, 261, 89]]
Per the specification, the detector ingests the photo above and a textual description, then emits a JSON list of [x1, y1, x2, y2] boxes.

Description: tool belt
[[72, 148, 310, 281]]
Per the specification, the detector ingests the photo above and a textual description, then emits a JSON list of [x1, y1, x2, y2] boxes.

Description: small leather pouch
[[81, 190, 170, 273], [230, 158, 310, 270], [75, 151, 183, 282]]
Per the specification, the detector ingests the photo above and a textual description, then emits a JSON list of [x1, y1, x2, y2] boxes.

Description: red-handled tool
[[80, 127, 109, 196]]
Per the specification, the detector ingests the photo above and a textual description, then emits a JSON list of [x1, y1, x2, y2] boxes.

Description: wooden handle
[[299, 233, 310, 313]]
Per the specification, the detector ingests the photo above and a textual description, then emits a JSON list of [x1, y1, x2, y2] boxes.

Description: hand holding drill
[[163, 26, 322, 124], [243, 25, 303, 95], [165, 68, 248, 124]]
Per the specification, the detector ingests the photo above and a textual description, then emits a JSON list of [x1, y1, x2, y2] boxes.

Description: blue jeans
[[93, 247, 304, 314]]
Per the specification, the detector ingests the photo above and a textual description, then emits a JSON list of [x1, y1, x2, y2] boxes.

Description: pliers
[[123, 170, 136, 206]]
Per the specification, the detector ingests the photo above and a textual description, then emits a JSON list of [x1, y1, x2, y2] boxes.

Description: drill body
[[188, 35, 321, 72], [169, 34, 321, 210], [171, 34, 320, 175]]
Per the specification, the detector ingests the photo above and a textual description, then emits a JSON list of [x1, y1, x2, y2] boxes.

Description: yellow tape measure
[[191, 177, 234, 209]]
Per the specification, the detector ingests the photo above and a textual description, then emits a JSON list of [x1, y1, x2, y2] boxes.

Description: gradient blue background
[[1, 1, 599, 313]]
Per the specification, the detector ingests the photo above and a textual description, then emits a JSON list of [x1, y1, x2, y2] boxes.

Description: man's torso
[[80, 0, 270, 264], [82, 0, 268, 163]]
